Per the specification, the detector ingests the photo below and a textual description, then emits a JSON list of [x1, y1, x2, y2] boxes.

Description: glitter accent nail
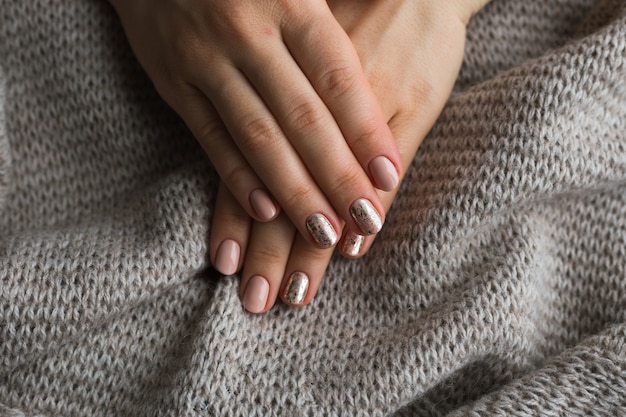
[[341, 231, 365, 258], [306, 213, 338, 248], [283, 272, 309, 305], [350, 199, 383, 235]]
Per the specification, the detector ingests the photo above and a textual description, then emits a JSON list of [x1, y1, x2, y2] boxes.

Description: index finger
[[281, 2, 402, 191]]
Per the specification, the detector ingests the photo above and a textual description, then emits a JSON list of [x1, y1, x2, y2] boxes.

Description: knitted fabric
[[1, 0, 625, 416]]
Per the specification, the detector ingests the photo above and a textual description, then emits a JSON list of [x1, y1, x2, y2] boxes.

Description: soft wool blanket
[[1, 0, 625, 416]]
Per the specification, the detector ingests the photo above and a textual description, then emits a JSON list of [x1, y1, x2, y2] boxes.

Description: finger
[[197, 63, 348, 249], [168, 83, 280, 222], [210, 182, 252, 275], [239, 213, 296, 314], [231, 43, 388, 238], [281, 3, 402, 191], [339, 110, 422, 259], [279, 232, 335, 307], [389, 111, 428, 169]]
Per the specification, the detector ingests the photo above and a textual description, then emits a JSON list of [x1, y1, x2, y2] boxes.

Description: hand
[[211, 0, 491, 312], [108, 0, 403, 251]]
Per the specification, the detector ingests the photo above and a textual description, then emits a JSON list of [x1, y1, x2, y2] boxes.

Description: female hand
[[211, 0, 491, 312], [108, 0, 402, 251]]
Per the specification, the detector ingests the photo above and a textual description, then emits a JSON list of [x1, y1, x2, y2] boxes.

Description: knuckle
[[318, 64, 358, 101], [297, 245, 331, 262], [276, 0, 298, 15], [285, 99, 326, 134], [349, 118, 382, 149], [328, 167, 363, 197], [231, 209, 252, 227], [216, 5, 257, 43], [195, 117, 225, 149], [220, 206, 252, 229], [275, 0, 309, 26], [406, 79, 438, 115], [238, 116, 281, 153], [170, 31, 197, 64], [166, 29, 214, 76], [224, 4, 252, 25], [222, 163, 250, 191], [248, 242, 286, 265], [281, 185, 314, 212]]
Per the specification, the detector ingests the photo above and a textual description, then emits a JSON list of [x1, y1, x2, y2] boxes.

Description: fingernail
[[350, 199, 383, 235], [306, 213, 338, 248], [243, 275, 270, 313], [215, 239, 240, 275], [369, 156, 399, 191], [341, 230, 365, 257], [249, 189, 278, 220], [283, 272, 309, 305]]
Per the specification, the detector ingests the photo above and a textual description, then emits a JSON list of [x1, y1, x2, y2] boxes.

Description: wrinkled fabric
[[1, 0, 625, 416]]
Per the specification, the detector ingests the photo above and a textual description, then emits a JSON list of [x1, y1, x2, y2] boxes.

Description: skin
[[107, 0, 403, 249], [211, 0, 492, 313], [110, 0, 491, 313]]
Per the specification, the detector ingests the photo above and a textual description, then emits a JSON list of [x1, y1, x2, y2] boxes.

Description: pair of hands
[[109, 0, 489, 313]]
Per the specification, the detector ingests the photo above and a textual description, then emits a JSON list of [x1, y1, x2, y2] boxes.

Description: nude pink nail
[[369, 156, 399, 191], [215, 239, 240, 275], [243, 275, 270, 314], [249, 189, 277, 221]]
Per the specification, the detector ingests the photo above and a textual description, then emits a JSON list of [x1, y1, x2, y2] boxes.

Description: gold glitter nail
[[306, 213, 338, 248], [350, 199, 383, 235], [283, 272, 309, 305], [341, 231, 365, 258]]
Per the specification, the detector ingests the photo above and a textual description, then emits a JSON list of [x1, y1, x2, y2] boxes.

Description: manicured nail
[[350, 199, 383, 235], [283, 272, 309, 305], [215, 239, 240, 275], [341, 230, 365, 258], [306, 213, 338, 248], [249, 189, 277, 221], [369, 156, 399, 191], [243, 275, 270, 314]]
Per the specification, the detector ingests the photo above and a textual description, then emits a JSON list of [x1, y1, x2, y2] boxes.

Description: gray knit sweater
[[1, 0, 625, 416]]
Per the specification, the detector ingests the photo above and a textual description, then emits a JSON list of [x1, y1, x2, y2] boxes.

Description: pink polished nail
[[369, 156, 399, 191], [215, 239, 240, 275], [249, 189, 278, 221], [243, 275, 270, 314]]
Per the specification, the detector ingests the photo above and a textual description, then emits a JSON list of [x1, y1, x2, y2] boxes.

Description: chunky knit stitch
[[1, 0, 625, 416]]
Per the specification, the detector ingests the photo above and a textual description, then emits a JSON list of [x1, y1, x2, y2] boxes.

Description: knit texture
[[1, 0, 625, 416]]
